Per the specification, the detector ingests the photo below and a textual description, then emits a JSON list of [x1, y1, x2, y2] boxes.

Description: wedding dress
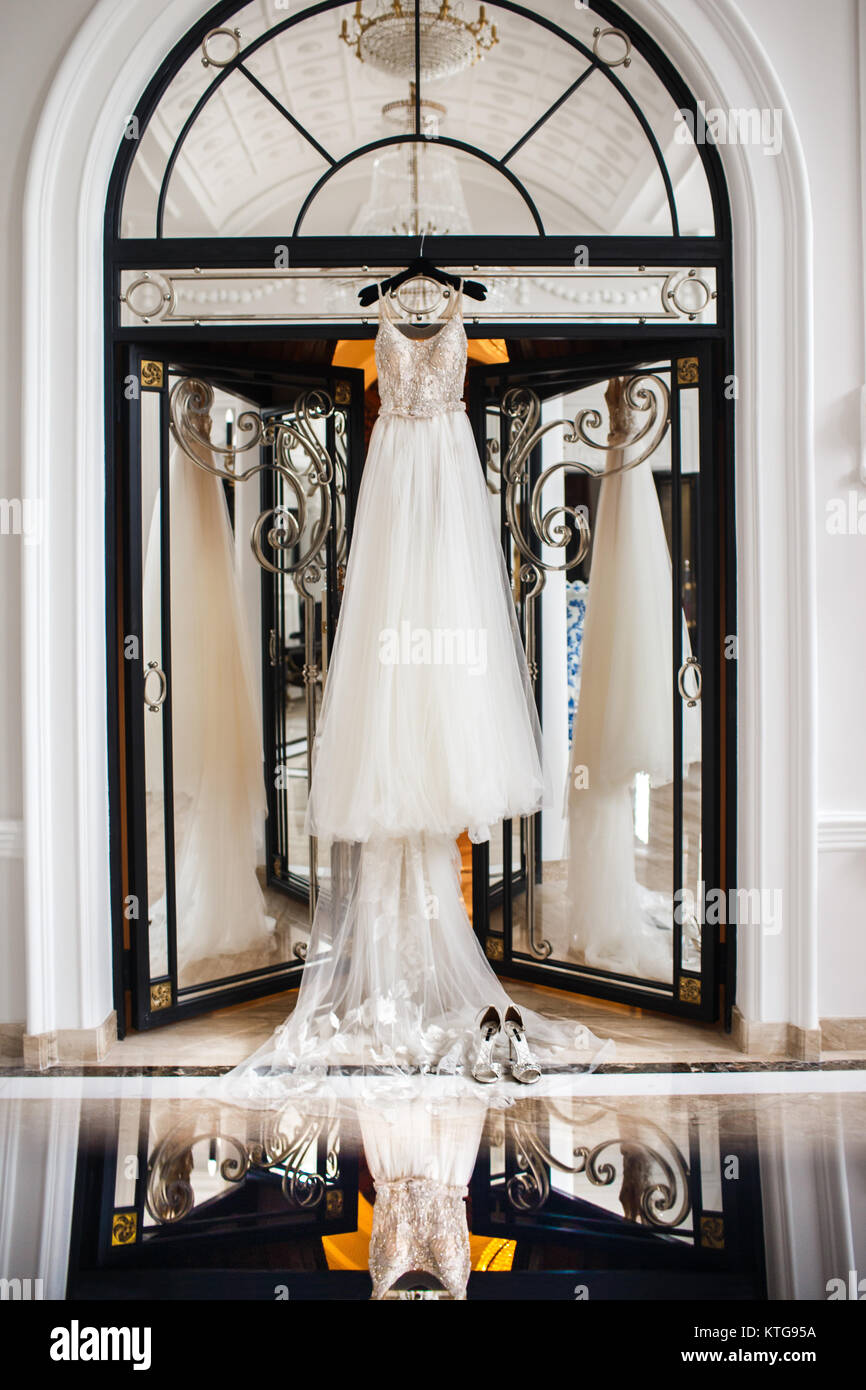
[[560, 376, 700, 980], [144, 426, 275, 978], [219, 281, 612, 1104], [359, 1093, 488, 1299]]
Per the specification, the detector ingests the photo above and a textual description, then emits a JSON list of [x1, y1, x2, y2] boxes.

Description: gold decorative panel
[[485, 936, 504, 962], [111, 1211, 138, 1246], [140, 360, 164, 389], [700, 1215, 725, 1249], [679, 976, 701, 1004], [325, 1189, 343, 1218], [150, 981, 172, 1010], [334, 380, 351, 405], [677, 356, 699, 385]]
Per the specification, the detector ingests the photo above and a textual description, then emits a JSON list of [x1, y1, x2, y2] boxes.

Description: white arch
[[20, 0, 817, 1050]]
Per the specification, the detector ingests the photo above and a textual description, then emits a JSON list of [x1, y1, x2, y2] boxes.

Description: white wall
[[0, 0, 97, 1028], [742, 0, 866, 1019], [0, 0, 863, 1031]]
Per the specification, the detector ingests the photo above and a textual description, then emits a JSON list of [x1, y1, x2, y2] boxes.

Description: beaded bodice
[[375, 285, 467, 420], [368, 1176, 471, 1301]]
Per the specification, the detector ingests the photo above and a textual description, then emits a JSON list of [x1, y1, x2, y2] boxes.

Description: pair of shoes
[[470, 1005, 542, 1085]]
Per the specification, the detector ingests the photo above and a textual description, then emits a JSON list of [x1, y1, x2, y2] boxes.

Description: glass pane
[[530, 0, 716, 235], [140, 386, 171, 984], [160, 373, 313, 989], [300, 145, 537, 236], [677, 383, 703, 974], [121, 0, 278, 237], [494, 370, 681, 985], [413, 4, 591, 164], [244, 4, 408, 167], [161, 69, 330, 238], [508, 68, 674, 235]]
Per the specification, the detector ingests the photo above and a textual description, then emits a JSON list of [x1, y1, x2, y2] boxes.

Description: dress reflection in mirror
[[143, 408, 275, 980], [559, 377, 700, 979], [360, 1091, 488, 1300]]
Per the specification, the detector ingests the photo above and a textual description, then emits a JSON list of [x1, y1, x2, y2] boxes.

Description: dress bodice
[[375, 284, 467, 419]]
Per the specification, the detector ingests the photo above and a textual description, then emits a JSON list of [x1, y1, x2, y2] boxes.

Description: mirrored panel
[[477, 358, 709, 997], [119, 267, 718, 328], [140, 384, 172, 992]]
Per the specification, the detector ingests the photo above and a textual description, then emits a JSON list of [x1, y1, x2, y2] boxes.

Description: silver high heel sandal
[[504, 1006, 542, 1084], [471, 1006, 503, 1084]]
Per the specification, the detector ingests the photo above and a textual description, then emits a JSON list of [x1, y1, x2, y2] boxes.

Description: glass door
[[468, 344, 728, 1019], [118, 348, 364, 1029]]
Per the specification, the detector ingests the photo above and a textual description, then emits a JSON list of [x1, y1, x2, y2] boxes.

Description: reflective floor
[[2, 1076, 865, 1300]]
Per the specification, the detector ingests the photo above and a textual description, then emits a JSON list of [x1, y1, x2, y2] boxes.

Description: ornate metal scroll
[[145, 1109, 341, 1224], [504, 1101, 691, 1232], [499, 374, 670, 958], [169, 377, 347, 927]]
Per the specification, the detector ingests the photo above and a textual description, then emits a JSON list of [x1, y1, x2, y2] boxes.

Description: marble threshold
[[1, 981, 864, 1077]]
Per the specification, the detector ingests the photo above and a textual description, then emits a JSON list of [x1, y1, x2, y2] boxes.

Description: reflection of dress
[[360, 1094, 488, 1300], [561, 377, 700, 979], [221, 285, 612, 1101], [144, 428, 274, 977]]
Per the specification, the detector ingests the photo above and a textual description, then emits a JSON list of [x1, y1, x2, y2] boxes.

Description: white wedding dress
[[561, 376, 701, 980], [220, 282, 612, 1103], [144, 427, 275, 978]]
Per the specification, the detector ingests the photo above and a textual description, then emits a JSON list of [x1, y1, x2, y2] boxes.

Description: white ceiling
[[121, 0, 715, 239]]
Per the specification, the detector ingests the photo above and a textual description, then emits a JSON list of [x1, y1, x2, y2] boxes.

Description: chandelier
[[353, 93, 472, 235], [340, 0, 499, 82]]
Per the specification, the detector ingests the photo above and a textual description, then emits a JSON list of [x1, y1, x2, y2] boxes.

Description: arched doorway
[[105, 0, 735, 1034], [20, 0, 818, 1057]]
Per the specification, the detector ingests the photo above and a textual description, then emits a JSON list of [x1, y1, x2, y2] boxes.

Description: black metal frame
[[104, 0, 735, 1036]]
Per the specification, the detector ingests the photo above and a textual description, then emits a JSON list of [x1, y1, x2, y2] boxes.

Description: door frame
[[110, 316, 733, 1034]]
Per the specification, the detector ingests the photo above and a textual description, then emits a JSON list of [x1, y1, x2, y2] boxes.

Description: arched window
[[110, 0, 728, 244], [106, 0, 736, 1033]]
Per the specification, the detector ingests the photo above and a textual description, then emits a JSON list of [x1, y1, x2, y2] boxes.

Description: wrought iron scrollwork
[[499, 374, 670, 959], [146, 1110, 340, 1223], [504, 1103, 691, 1231]]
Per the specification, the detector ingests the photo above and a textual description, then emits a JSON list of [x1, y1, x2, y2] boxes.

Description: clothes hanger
[[358, 255, 487, 307]]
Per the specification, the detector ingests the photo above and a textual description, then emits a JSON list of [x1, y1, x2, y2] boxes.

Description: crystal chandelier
[[340, 0, 498, 82], [353, 93, 472, 235]]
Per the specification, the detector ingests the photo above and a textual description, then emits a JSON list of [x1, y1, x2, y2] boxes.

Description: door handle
[[143, 660, 168, 712], [677, 655, 702, 707]]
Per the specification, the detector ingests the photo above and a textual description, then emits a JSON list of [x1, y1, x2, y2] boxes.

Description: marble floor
[[38, 980, 863, 1071]]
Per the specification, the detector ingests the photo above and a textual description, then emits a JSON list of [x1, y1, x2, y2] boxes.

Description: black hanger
[[358, 256, 487, 307]]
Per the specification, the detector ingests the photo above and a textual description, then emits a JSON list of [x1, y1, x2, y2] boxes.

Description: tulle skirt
[[305, 410, 545, 846], [217, 832, 613, 1108]]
